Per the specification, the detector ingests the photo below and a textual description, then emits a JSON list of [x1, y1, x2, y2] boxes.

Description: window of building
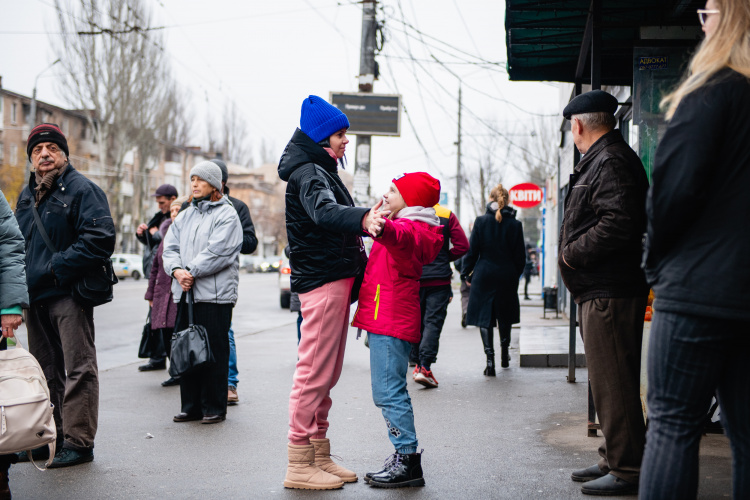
[[0, 98, 4, 128], [0, 142, 4, 164], [11, 102, 17, 124], [62, 118, 70, 135], [9, 144, 17, 166]]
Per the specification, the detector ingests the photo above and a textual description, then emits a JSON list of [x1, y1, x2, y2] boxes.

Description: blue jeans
[[369, 332, 418, 454], [639, 309, 750, 500], [228, 323, 238, 388]]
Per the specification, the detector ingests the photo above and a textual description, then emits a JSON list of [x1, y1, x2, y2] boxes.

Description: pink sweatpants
[[288, 277, 354, 445]]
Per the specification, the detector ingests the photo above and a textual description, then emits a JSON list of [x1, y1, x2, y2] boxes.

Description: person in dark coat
[[144, 196, 187, 387], [136, 183, 178, 372], [208, 159, 258, 406], [559, 90, 650, 496], [14, 123, 116, 468], [461, 184, 525, 375], [639, 2, 750, 498], [278, 95, 385, 490]]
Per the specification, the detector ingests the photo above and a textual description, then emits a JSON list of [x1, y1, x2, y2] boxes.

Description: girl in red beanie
[[352, 172, 444, 489]]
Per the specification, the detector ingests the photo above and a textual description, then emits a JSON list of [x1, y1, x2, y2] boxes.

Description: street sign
[[509, 183, 543, 209], [439, 192, 448, 206], [330, 92, 401, 136]]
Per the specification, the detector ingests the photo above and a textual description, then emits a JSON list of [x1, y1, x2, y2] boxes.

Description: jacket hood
[[395, 206, 440, 226], [278, 128, 338, 182], [485, 202, 517, 219]]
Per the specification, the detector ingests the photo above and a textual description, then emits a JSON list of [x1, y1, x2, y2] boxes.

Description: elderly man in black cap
[[558, 90, 650, 496], [14, 123, 116, 467], [209, 158, 258, 405], [135, 183, 178, 372]]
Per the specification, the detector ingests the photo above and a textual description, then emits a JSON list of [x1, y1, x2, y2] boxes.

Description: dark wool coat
[[644, 69, 750, 320], [145, 219, 177, 330], [278, 128, 369, 294], [15, 164, 116, 304], [461, 205, 526, 327]]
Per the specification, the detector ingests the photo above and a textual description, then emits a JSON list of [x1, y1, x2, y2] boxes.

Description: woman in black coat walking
[[461, 184, 526, 375]]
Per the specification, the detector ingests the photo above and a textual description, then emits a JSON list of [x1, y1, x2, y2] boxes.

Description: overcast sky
[[0, 0, 559, 225]]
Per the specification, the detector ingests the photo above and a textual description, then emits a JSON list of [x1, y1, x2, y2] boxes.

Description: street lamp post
[[29, 59, 60, 128]]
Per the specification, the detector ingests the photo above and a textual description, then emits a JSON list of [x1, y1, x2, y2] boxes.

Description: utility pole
[[455, 85, 462, 221], [29, 59, 60, 130], [353, 0, 377, 207]]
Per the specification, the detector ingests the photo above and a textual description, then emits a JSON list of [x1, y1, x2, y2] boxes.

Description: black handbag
[[169, 290, 213, 378], [31, 205, 117, 307], [138, 310, 153, 359]]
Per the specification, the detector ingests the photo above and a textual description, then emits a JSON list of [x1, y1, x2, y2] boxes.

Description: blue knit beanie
[[300, 95, 350, 143]]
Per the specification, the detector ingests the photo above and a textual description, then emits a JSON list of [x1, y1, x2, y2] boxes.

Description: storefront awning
[[505, 0, 704, 85]]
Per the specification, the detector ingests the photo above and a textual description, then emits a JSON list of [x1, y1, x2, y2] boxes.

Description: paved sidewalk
[[8, 285, 732, 499]]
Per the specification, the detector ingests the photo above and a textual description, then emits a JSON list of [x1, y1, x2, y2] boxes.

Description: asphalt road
[[8, 274, 733, 499]]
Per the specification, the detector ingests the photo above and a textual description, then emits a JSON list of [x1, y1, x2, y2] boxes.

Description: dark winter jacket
[[136, 210, 169, 278], [420, 205, 469, 285], [558, 129, 650, 304], [226, 191, 258, 255], [0, 189, 29, 312], [278, 128, 369, 294], [145, 218, 177, 330], [644, 69, 750, 321], [461, 204, 526, 327], [15, 164, 116, 304]]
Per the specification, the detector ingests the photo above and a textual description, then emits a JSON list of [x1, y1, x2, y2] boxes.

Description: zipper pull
[[374, 284, 381, 320]]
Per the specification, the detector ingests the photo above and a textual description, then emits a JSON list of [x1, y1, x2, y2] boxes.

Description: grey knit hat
[[189, 161, 223, 192]]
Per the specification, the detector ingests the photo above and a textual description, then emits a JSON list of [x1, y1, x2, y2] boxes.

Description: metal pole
[[591, 0, 602, 90], [455, 85, 462, 221], [352, 0, 377, 207], [29, 59, 60, 128]]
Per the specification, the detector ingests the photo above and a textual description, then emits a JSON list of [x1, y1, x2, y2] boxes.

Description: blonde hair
[[489, 184, 509, 223], [661, 0, 750, 119]]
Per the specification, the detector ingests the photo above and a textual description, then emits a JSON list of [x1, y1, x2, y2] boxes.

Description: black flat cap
[[563, 90, 619, 120]]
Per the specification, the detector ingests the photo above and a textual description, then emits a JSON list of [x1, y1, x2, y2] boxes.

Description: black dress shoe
[[201, 414, 226, 424], [173, 412, 202, 422], [161, 377, 179, 387], [581, 473, 638, 496], [571, 464, 607, 482], [48, 448, 94, 469], [368, 452, 425, 488], [138, 361, 166, 372]]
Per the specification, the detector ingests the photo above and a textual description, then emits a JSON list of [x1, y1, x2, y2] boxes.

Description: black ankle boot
[[501, 345, 510, 368], [369, 452, 425, 488], [484, 356, 496, 376]]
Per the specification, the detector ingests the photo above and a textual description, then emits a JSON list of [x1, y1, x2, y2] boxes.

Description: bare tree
[[516, 116, 558, 245], [219, 101, 252, 167], [463, 131, 511, 218], [52, 0, 175, 246], [258, 138, 278, 166]]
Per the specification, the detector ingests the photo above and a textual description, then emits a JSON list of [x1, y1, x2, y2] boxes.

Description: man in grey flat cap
[[558, 90, 650, 496]]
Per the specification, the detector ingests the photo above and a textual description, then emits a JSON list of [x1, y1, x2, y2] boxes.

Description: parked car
[[260, 255, 283, 273], [110, 253, 144, 280], [240, 255, 262, 273], [279, 257, 291, 308]]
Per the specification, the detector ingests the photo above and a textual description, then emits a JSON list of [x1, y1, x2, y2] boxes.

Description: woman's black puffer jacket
[[278, 128, 369, 294]]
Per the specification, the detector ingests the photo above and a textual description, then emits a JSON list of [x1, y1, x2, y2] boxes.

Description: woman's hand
[[173, 269, 194, 292], [1, 314, 22, 338]]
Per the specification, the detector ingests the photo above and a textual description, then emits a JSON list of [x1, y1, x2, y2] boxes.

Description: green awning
[[505, 0, 704, 84]]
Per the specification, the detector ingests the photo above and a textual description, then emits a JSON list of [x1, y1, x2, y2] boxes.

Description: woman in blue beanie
[[278, 95, 387, 490]]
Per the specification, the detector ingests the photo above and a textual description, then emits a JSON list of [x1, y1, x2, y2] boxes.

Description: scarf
[[394, 206, 440, 226], [34, 163, 67, 206]]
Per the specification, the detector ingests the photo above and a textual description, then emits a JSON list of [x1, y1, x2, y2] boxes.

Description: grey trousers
[[580, 296, 647, 483], [25, 295, 99, 451]]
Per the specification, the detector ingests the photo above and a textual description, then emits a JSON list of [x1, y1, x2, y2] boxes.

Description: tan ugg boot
[[310, 438, 358, 483], [283, 443, 344, 490]]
